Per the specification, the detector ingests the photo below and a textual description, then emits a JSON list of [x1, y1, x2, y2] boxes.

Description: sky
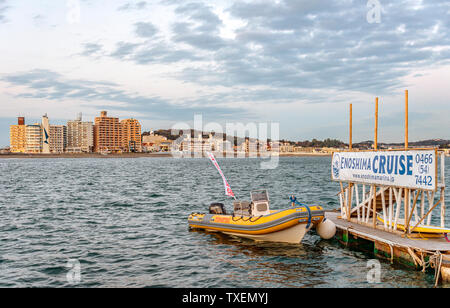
[[0, 0, 450, 147]]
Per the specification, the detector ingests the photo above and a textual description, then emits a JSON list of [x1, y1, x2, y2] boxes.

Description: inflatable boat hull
[[188, 206, 324, 244]]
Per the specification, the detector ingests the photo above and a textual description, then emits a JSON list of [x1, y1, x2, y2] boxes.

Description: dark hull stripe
[[189, 209, 324, 232]]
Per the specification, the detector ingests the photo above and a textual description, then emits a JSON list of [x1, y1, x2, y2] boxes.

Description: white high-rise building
[[67, 115, 94, 153], [25, 124, 42, 153], [41, 114, 50, 154]]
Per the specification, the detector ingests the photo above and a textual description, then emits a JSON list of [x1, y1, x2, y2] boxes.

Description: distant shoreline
[[0, 153, 173, 159], [0, 152, 332, 159]]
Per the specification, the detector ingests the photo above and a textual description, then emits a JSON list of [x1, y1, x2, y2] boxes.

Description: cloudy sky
[[1, 0, 449, 146]]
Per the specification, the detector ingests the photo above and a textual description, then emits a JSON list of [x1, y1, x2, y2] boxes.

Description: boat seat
[[234, 201, 252, 216]]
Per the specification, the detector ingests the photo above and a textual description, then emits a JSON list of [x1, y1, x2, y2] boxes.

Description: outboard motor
[[209, 203, 227, 215]]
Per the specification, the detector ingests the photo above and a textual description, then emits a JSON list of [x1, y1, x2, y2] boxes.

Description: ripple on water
[[0, 157, 449, 287]]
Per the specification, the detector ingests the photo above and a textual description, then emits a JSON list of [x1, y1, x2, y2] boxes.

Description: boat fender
[[317, 218, 336, 240]]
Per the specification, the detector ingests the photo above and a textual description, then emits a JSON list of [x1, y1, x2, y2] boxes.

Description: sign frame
[[331, 148, 438, 192]]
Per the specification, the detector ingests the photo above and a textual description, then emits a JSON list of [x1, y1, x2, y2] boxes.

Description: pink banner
[[206, 152, 235, 198]]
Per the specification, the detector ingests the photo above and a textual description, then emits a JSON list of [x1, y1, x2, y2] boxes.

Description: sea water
[[0, 157, 448, 287]]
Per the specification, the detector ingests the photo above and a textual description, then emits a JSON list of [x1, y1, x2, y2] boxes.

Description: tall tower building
[[121, 118, 142, 152], [67, 115, 94, 153], [41, 114, 50, 154], [9, 117, 27, 153], [94, 111, 122, 153]]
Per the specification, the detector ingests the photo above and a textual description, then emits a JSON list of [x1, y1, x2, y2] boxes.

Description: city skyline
[[1, 1, 450, 147], [8, 111, 143, 154]]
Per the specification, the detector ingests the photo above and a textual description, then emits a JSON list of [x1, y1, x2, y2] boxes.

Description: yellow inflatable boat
[[377, 214, 450, 235], [188, 190, 335, 244]]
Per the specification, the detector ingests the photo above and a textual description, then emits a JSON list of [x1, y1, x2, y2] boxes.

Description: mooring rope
[[289, 195, 313, 229], [389, 244, 394, 264], [434, 252, 443, 287]]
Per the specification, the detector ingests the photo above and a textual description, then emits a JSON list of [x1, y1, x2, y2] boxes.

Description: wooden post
[[411, 197, 442, 232], [441, 153, 446, 228], [347, 183, 353, 222], [349, 104, 353, 150], [340, 182, 346, 218], [404, 90, 409, 232], [405, 190, 421, 234], [405, 90, 408, 150], [405, 189, 410, 233], [373, 185, 377, 227], [374, 97, 378, 151]]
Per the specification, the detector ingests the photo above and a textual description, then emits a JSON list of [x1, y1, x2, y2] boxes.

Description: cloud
[[78, 0, 450, 105], [171, 2, 227, 51], [110, 42, 141, 60], [0, 0, 10, 23], [1, 69, 247, 120], [89, 21, 203, 65], [213, 0, 450, 95], [118, 1, 148, 11], [134, 22, 158, 38], [81, 42, 103, 57], [32, 14, 46, 26], [166, 1, 450, 97], [74, 0, 450, 110]]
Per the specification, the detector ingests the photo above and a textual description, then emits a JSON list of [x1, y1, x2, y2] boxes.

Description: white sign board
[[332, 150, 436, 191]]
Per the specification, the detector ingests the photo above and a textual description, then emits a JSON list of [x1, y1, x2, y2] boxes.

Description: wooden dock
[[326, 211, 450, 285], [327, 91, 450, 286]]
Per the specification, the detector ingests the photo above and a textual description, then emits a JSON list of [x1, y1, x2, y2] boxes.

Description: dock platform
[[326, 211, 450, 285]]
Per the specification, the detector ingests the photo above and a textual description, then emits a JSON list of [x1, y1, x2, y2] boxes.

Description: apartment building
[[94, 111, 122, 153], [67, 115, 94, 153], [9, 117, 26, 153], [49, 125, 67, 153], [25, 124, 42, 153], [121, 118, 142, 152]]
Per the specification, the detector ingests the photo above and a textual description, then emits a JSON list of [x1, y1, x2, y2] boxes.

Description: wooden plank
[[388, 188, 393, 231], [427, 191, 435, 225], [405, 189, 410, 233], [393, 188, 403, 231], [411, 198, 442, 233], [373, 185, 377, 227], [350, 186, 387, 216], [362, 184, 366, 220], [326, 211, 450, 251], [405, 190, 421, 234], [347, 183, 353, 222], [355, 183, 361, 222]]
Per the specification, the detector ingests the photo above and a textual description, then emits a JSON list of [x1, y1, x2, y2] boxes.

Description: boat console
[[232, 190, 272, 217], [250, 190, 271, 216]]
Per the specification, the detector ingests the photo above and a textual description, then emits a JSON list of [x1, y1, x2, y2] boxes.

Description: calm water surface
[[0, 157, 449, 287]]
